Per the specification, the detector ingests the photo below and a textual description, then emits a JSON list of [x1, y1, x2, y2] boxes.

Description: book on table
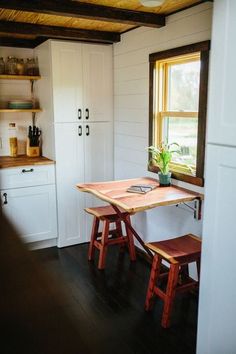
[[127, 184, 157, 194]]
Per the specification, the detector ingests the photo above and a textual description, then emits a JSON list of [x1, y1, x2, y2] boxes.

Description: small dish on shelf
[[8, 100, 33, 109]]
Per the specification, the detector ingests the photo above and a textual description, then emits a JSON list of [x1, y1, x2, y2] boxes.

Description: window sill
[[148, 164, 204, 187]]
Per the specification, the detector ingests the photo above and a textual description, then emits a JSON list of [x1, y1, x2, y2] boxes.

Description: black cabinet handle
[[78, 125, 82, 136], [85, 108, 89, 120], [78, 108, 82, 120], [3, 192, 7, 205], [22, 168, 34, 173], [86, 125, 90, 136]]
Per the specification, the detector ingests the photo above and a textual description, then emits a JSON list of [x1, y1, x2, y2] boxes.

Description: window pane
[[163, 117, 198, 174], [168, 61, 200, 112]]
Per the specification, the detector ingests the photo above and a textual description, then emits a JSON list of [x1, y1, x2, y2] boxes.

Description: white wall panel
[[114, 121, 148, 138], [115, 3, 212, 56], [114, 79, 148, 95], [115, 94, 148, 110], [114, 63, 148, 82], [115, 108, 148, 123], [115, 135, 147, 151], [113, 2, 213, 243]]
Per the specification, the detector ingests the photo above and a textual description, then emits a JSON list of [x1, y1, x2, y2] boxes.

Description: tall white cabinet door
[[55, 124, 86, 247], [84, 122, 113, 183], [83, 122, 113, 241], [207, 0, 236, 146], [1, 185, 57, 244], [197, 144, 236, 354], [51, 41, 83, 123], [82, 45, 113, 122]]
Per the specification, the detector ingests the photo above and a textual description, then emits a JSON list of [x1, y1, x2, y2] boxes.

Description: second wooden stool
[[145, 234, 201, 328], [85, 205, 136, 270]]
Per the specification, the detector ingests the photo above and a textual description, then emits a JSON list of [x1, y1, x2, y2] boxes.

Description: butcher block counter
[[0, 155, 55, 169]]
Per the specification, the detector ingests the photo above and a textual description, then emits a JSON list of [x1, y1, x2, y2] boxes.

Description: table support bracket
[[176, 198, 202, 220], [111, 205, 154, 259]]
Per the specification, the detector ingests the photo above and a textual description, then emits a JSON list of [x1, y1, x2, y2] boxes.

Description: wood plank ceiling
[[0, 0, 211, 48]]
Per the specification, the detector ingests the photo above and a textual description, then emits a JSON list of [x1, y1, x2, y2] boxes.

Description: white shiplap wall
[[113, 2, 213, 243]]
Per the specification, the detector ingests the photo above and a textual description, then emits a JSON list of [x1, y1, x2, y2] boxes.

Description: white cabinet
[[0, 165, 57, 244], [197, 1, 236, 353], [51, 41, 112, 123], [55, 122, 113, 247], [197, 144, 236, 354], [207, 0, 236, 146], [84, 122, 113, 182], [0, 164, 55, 189], [36, 39, 114, 248], [55, 123, 85, 248], [82, 44, 113, 123]]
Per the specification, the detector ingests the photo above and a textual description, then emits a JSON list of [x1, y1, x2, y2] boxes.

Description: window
[[149, 41, 210, 186]]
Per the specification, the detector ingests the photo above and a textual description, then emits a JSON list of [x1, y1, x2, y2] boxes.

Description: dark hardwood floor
[[35, 244, 198, 354]]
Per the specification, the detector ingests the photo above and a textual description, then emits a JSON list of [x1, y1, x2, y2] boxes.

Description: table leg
[[111, 205, 153, 259]]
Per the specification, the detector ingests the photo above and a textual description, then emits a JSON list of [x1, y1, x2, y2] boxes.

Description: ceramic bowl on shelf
[[8, 100, 33, 109]]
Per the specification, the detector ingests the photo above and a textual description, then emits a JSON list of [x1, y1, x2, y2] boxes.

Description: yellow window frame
[[154, 52, 201, 176]]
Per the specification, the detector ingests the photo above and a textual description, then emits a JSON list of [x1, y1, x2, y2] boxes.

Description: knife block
[[26, 138, 40, 157]]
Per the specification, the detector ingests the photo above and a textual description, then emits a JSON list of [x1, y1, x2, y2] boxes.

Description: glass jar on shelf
[[6, 56, 17, 75], [16, 58, 25, 75], [26, 58, 35, 76], [25, 58, 39, 76], [0, 57, 5, 74]]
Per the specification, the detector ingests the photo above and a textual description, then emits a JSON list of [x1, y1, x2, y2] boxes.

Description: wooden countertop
[[0, 155, 55, 169]]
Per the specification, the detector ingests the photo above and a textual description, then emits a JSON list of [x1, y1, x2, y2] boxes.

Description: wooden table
[[77, 177, 203, 257]]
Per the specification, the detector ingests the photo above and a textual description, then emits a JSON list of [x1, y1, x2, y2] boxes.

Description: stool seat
[[86, 205, 136, 270], [146, 234, 201, 264], [145, 234, 201, 328], [85, 205, 127, 220]]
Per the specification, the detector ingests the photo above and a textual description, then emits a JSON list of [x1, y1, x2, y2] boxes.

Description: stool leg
[[115, 220, 125, 253], [124, 215, 136, 261], [162, 263, 179, 328], [196, 257, 201, 281], [145, 255, 161, 311], [180, 264, 189, 284], [88, 216, 99, 261], [115, 219, 122, 237], [98, 219, 110, 270]]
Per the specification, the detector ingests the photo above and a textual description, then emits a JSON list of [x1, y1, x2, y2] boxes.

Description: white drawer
[[0, 164, 55, 189]]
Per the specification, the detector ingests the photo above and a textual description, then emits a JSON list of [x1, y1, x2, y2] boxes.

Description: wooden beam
[[0, 0, 165, 28], [0, 21, 120, 44], [0, 37, 36, 48]]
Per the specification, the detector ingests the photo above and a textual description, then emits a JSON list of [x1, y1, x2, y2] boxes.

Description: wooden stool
[[145, 234, 201, 328], [85, 205, 136, 270]]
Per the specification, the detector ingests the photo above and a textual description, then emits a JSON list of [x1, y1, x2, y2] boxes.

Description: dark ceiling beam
[[0, 0, 165, 28], [0, 21, 120, 43], [0, 37, 36, 48]]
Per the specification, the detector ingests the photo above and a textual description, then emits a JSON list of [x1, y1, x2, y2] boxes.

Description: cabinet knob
[[78, 108, 82, 120], [85, 108, 89, 120], [86, 125, 90, 136], [2, 192, 8, 205], [78, 125, 82, 136], [22, 168, 34, 173]]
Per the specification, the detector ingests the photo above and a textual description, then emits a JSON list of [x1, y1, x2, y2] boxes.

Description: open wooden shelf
[[0, 75, 41, 80], [0, 108, 42, 113]]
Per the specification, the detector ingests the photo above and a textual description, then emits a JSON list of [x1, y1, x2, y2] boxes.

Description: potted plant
[[148, 142, 179, 186]]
